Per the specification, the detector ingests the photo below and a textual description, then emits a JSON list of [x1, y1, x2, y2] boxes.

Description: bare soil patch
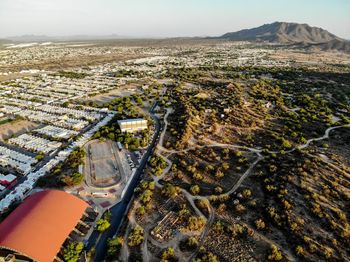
[[0, 120, 40, 140]]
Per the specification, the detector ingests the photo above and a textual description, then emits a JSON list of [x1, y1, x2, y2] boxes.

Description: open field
[[85, 140, 121, 186], [0, 120, 40, 140], [81, 82, 142, 106]]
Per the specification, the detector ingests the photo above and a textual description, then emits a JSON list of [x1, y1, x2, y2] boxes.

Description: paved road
[[89, 102, 161, 262]]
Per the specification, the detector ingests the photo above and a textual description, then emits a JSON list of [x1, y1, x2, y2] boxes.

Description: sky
[[0, 0, 349, 39]]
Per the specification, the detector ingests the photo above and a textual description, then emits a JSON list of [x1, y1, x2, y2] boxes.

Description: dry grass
[[0, 120, 40, 140]]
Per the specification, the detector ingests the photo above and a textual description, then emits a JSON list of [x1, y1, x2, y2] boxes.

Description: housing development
[[0, 14, 350, 262]]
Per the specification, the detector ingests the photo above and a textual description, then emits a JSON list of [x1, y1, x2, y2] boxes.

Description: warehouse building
[[117, 118, 148, 133]]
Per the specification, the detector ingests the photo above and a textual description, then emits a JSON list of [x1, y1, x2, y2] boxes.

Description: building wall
[[118, 119, 147, 132]]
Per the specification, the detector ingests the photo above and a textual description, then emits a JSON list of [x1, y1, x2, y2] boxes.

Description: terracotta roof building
[[0, 190, 89, 262]]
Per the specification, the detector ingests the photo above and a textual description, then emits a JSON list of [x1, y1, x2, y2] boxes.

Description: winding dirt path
[[134, 106, 349, 261]]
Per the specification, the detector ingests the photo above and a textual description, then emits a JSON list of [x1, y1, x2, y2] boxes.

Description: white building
[[117, 118, 148, 133]]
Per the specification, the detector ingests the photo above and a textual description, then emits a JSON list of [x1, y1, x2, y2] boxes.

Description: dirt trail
[[132, 106, 349, 261], [149, 108, 262, 261]]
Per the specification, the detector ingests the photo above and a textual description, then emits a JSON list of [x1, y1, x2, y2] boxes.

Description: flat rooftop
[[117, 118, 146, 123]]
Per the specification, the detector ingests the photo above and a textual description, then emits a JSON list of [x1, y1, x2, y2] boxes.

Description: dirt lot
[[81, 82, 142, 105], [85, 140, 121, 186], [0, 120, 40, 140]]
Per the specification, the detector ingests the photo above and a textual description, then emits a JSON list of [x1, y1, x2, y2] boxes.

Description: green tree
[[215, 169, 224, 179], [190, 185, 200, 195], [128, 225, 144, 247], [295, 245, 304, 256], [136, 206, 146, 216], [35, 152, 45, 161], [141, 189, 153, 204], [242, 189, 252, 198], [96, 218, 110, 232], [161, 247, 175, 261], [62, 242, 84, 262], [187, 216, 205, 231], [187, 236, 199, 248], [61, 172, 84, 187], [282, 139, 292, 149], [106, 236, 123, 259], [268, 245, 283, 261], [255, 218, 266, 230], [161, 183, 180, 198]]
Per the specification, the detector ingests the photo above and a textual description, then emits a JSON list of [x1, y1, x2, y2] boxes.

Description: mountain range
[[219, 22, 350, 53], [1, 22, 349, 53]]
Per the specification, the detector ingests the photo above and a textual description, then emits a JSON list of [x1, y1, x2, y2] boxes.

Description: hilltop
[[219, 22, 350, 53]]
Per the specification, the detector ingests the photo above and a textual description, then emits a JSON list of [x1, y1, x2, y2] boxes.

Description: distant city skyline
[[0, 0, 349, 39]]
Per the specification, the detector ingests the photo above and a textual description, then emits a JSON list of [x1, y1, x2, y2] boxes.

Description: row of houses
[[9, 134, 62, 154], [0, 112, 115, 213], [0, 146, 37, 175], [39, 104, 102, 121], [7, 73, 118, 102], [3, 108, 89, 130], [34, 125, 78, 140]]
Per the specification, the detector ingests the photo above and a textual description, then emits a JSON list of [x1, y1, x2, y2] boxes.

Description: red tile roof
[[0, 190, 88, 262]]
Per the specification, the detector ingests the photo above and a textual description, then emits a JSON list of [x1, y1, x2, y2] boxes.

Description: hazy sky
[[0, 0, 349, 39]]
